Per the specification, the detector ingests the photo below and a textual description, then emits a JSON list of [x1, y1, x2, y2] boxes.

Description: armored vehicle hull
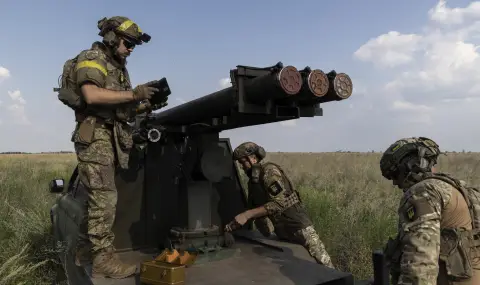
[[50, 140, 363, 285]]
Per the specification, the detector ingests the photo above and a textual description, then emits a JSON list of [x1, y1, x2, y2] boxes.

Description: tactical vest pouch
[[77, 116, 96, 144], [283, 191, 301, 209], [114, 122, 133, 151], [57, 88, 84, 110], [439, 228, 473, 280]]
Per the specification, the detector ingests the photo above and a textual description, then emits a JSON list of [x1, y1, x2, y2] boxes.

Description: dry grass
[[0, 153, 77, 285], [1, 152, 480, 284]]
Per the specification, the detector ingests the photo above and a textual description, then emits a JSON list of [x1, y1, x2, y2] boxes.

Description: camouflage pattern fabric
[[293, 226, 334, 268], [255, 162, 334, 268], [261, 163, 301, 215], [73, 126, 117, 254], [390, 177, 480, 285], [73, 41, 136, 169], [72, 42, 135, 256]]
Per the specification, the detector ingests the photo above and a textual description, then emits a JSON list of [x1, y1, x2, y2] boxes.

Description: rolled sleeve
[[75, 50, 108, 88]]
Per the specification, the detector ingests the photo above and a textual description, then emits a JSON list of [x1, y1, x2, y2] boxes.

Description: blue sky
[[1, 0, 479, 152]]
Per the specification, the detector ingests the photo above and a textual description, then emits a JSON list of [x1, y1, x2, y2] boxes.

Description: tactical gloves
[[132, 81, 169, 110], [132, 82, 159, 101]]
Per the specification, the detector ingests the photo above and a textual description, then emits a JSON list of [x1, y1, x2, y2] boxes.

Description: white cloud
[[7, 104, 30, 125], [0, 66, 10, 85], [219, 78, 231, 89], [341, 0, 480, 152], [175, 97, 186, 104], [353, 31, 423, 68], [5, 90, 30, 125], [428, 0, 480, 25], [0, 66, 10, 79], [392, 100, 433, 112], [356, 0, 480, 107], [8, 90, 26, 104]]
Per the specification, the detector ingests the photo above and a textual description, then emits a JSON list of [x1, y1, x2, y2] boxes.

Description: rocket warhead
[[332, 72, 353, 100], [277, 65, 303, 96], [306, 69, 329, 98]]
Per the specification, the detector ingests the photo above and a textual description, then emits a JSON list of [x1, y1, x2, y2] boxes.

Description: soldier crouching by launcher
[[224, 141, 335, 269]]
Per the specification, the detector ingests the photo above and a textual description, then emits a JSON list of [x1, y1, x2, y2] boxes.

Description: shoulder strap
[[422, 173, 475, 228]]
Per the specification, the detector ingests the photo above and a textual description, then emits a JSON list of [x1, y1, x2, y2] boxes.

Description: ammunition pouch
[[72, 113, 114, 144], [76, 116, 97, 145], [114, 122, 134, 151], [439, 228, 480, 281], [57, 88, 85, 111]]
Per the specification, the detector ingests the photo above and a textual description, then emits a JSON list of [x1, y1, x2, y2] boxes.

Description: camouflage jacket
[[71, 41, 136, 169], [248, 162, 312, 232], [73, 41, 136, 123]]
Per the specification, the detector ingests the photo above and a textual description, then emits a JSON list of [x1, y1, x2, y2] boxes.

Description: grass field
[[1, 151, 480, 284]]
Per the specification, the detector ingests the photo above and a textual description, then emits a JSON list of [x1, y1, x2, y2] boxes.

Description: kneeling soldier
[[225, 142, 334, 269]]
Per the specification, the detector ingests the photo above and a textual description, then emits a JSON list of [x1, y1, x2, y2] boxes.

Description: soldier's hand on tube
[[224, 220, 238, 232], [133, 83, 159, 101], [224, 212, 249, 232]]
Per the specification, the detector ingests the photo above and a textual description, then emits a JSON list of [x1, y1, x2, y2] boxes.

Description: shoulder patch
[[403, 196, 435, 221], [85, 50, 100, 60], [406, 205, 415, 220], [268, 181, 282, 196]]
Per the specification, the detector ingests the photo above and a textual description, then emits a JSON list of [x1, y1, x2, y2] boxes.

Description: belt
[[75, 112, 114, 128]]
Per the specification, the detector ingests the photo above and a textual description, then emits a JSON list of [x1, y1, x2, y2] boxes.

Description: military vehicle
[[49, 62, 385, 285]]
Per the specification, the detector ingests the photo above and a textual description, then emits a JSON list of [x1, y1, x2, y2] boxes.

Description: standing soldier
[[224, 142, 335, 269], [380, 137, 480, 284], [56, 16, 167, 278]]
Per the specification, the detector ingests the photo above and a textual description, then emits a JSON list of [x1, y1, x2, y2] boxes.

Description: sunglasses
[[123, 38, 136, 49]]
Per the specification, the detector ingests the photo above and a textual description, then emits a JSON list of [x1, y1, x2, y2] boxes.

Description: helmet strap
[[243, 155, 261, 183], [250, 163, 261, 183]]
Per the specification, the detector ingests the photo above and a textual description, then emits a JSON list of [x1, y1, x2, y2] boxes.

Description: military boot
[[91, 249, 137, 279], [75, 246, 92, 266]]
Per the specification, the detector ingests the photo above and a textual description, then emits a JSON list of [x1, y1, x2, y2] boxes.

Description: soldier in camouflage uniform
[[380, 137, 480, 285], [63, 16, 167, 278], [224, 142, 335, 269]]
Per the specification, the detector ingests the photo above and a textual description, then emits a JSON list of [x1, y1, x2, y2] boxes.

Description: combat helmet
[[380, 137, 441, 181], [233, 142, 267, 162], [97, 16, 151, 47]]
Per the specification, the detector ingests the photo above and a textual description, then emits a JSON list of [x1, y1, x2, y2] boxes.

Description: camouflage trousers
[[255, 217, 334, 268], [73, 124, 117, 255], [290, 226, 334, 268]]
